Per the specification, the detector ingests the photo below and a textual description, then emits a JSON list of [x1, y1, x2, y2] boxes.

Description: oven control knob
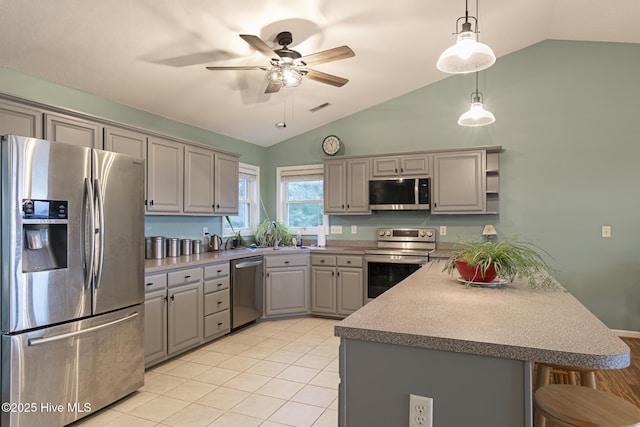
[[426, 231, 434, 237], [419, 230, 426, 237], [385, 230, 392, 237], [378, 230, 386, 236]]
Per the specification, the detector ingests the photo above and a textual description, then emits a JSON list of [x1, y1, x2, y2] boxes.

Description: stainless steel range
[[364, 228, 436, 301]]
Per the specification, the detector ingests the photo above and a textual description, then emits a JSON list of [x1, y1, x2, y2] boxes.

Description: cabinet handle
[[146, 282, 153, 286], [401, 167, 404, 173], [217, 269, 222, 273], [164, 296, 168, 302], [170, 294, 175, 301], [320, 259, 325, 263], [332, 271, 334, 276], [217, 283, 223, 287], [144, 200, 148, 206], [267, 272, 270, 278], [217, 300, 222, 305], [341, 204, 344, 209], [216, 204, 220, 208], [346, 260, 351, 264], [284, 261, 289, 264], [337, 271, 340, 276], [347, 204, 350, 209], [185, 275, 191, 279], [218, 322, 223, 326], [150, 200, 154, 206]]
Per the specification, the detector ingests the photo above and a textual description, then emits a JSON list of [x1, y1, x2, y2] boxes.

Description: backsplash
[[145, 216, 222, 242]]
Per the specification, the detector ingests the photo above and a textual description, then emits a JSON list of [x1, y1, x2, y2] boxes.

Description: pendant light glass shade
[[268, 63, 302, 87], [458, 93, 495, 127], [437, 0, 496, 74], [437, 29, 496, 74]]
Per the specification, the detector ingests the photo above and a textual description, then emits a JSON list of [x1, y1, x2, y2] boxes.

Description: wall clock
[[322, 135, 341, 156]]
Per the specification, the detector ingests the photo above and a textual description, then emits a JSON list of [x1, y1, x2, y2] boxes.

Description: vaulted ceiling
[[1, 0, 638, 146]]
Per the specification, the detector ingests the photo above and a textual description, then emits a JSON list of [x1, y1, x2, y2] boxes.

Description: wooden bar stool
[[534, 363, 597, 390], [534, 384, 640, 427]]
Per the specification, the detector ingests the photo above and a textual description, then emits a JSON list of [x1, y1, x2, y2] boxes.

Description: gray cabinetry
[[44, 112, 102, 148], [0, 99, 42, 137], [203, 262, 231, 341], [264, 255, 309, 317], [143, 273, 168, 368], [432, 150, 486, 214], [104, 126, 147, 159], [147, 136, 184, 213], [214, 152, 239, 215], [371, 153, 431, 178], [324, 158, 370, 214], [311, 254, 363, 317], [167, 267, 203, 356], [184, 145, 215, 214]]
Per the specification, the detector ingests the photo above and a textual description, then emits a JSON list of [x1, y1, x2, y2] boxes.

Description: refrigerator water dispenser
[[21, 199, 68, 273]]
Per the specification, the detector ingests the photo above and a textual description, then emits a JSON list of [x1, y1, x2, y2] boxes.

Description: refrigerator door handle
[[27, 312, 139, 346], [94, 178, 105, 288], [84, 177, 96, 290]]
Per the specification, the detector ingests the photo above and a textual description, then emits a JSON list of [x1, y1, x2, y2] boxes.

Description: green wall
[[267, 40, 640, 331], [1, 40, 638, 331]]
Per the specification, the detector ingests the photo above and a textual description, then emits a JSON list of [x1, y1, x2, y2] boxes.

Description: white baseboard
[[612, 329, 640, 339]]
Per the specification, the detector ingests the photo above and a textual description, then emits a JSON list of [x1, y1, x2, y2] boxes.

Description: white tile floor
[[74, 317, 340, 427]]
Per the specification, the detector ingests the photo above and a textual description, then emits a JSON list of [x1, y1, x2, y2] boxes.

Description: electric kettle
[[208, 234, 223, 251]]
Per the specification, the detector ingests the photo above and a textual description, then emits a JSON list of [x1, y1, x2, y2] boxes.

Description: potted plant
[[442, 236, 554, 287], [254, 219, 292, 247], [225, 216, 245, 248]]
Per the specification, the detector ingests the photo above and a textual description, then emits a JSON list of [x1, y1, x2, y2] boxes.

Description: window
[[223, 163, 259, 237], [277, 165, 324, 233]]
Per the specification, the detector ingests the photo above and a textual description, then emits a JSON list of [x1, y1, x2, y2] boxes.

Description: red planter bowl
[[454, 259, 497, 282]]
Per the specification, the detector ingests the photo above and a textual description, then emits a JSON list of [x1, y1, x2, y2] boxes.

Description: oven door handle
[[365, 255, 428, 265]]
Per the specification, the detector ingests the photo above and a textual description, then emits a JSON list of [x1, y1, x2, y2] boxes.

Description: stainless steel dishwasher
[[231, 256, 264, 329]]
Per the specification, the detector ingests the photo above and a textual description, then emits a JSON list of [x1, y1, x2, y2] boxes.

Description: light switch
[[351, 225, 357, 234], [602, 225, 611, 238], [330, 225, 343, 234]]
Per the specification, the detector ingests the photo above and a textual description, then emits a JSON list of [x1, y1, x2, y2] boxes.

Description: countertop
[[335, 261, 630, 369], [145, 246, 365, 273]]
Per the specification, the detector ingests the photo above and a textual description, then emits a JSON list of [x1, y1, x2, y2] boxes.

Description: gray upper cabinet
[[324, 158, 370, 214], [44, 112, 102, 148], [432, 150, 486, 214], [147, 136, 184, 213], [0, 99, 43, 137], [184, 145, 215, 214], [214, 152, 239, 215], [104, 126, 147, 159], [371, 153, 431, 178]]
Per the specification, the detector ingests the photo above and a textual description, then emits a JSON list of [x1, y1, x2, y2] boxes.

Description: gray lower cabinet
[[311, 254, 363, 317], [143, 273, 168, 368], [44, 112, 103, 148], [167, 267, 204, 356], [0, 99, 42, 137], [264, 255, 309, 317], [203, 262, 231, 341]]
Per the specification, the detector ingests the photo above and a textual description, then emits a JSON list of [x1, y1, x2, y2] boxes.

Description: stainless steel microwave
[[368, 178, 430, 210]]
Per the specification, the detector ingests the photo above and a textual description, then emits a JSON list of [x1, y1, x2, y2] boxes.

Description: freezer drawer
[[1, 306, 144, 427]]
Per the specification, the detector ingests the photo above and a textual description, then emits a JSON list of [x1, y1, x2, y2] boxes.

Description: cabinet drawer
[[204, 263, 229, 279], [144, 273, 167, 292], [204, 289, 230, 315], [311, 254, 337, 267], [337, 255, 363, 268], [204, 277, 230, 294], [204, 310, 230, 339], [265, 255, 308, 268], [167, 267, 203, 287]]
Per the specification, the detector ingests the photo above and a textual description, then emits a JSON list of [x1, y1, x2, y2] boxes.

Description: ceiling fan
[[206, 31, 355, 93]]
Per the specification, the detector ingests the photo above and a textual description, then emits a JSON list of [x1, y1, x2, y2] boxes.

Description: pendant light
[[437, 0, 496, 74], [458, 72, 495, 127]]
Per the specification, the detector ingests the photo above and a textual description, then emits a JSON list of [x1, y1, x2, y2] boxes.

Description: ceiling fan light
[[437, 31, 496, 74], [458, 100, 495, 127], [268, 64, 302, 88]]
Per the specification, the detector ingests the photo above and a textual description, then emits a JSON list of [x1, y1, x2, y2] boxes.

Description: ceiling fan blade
[[240, 34, 279, 60], [265, 81, 283, 94], [299, 46, 355, 66], [303, 69, 349, 87], [206, 65, 268, 71]]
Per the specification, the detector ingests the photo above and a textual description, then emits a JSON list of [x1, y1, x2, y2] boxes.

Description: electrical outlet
[[439, 226, 447, 236], [602, 225, 611, 238], [351, 225, 357, 234], [203, 226, 208, 236], [330, 225, 343, 234], [410, 394, 433, 427]]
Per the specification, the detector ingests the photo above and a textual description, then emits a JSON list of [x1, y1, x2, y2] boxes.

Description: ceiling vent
[[309, 102, 331, 113]]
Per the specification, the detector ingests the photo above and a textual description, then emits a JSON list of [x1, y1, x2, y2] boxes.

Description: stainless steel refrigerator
[[0, 135, 145, 426]]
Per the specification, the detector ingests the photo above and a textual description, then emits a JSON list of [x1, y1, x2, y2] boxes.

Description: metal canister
[[147, 236, 166, 259], [192, 239, 203, 254], [166, 238, 180, 257], [181, 239, 192, 256]]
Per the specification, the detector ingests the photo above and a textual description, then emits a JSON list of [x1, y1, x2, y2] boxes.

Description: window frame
[[276, 164, 325, 234], [222, 162, 260, 238]]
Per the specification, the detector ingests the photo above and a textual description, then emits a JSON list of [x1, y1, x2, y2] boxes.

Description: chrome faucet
[[271, 221, 280, 249]]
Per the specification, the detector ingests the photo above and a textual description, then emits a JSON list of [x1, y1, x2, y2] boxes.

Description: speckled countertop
[[335, 261, 630, 370], [145, 246, 365, 273]]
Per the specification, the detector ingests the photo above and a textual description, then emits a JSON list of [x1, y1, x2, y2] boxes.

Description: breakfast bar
[[334, 262, 630, 427]]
